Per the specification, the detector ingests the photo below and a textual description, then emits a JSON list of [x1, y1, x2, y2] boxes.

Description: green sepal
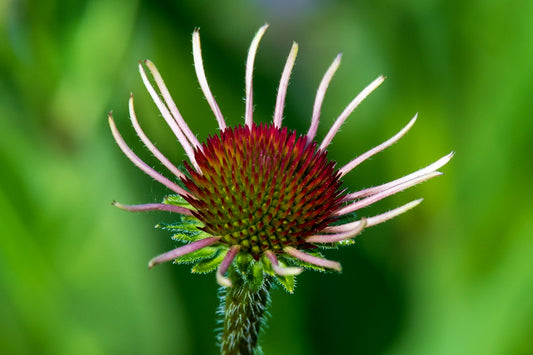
[[330, 210, 358, 226], [233, 254, 265, 292], [173, 246, 218, 265], [273, 274, 296, 293], [315, 238, 356, 250], [248, 261, 265, 293], [289, 249, 327, 273], [336, 239, 356, 247], [314, 242, 340, 250], [156, 214, 207, 242], [192, 249, 227, 274], [170, 230, 212, 243], [316, 210, 358, 250], [163, 194, 195, 210], [261, 255, 296, 293], [235, 253, 253, 274]]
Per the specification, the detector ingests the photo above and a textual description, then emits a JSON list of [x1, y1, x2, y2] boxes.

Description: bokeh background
[[1, 0, 532, 354]]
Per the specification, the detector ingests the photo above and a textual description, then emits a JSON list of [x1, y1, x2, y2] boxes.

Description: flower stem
[[219, 262, 271, 355]]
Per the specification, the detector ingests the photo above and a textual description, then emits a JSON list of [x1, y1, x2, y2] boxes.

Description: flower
[[109, 25, 452, 290]]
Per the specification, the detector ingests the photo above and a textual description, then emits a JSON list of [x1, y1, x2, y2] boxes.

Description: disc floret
[[182, 123, 344, 258]]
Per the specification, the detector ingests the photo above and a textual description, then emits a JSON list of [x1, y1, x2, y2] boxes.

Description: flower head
[[109, 25, 452, 291]]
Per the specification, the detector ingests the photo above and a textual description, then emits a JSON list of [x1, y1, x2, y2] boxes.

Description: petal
[[320, 75, 385, 149], [265, 251, 303, 276], [284, 247, 341, 272], [245, 24, 269, 127], [307, 53, 342, 141], [108, 113, 191, 198], [336, 171, 442, 216], [148, 237, 221, 269], [192, 29, 226, 130], [273, 42, 298, 128], [112, 201, 194, 216], [216, 245, 240, 287], [306, 218, 367, 243], [339, 114, 418, 177]]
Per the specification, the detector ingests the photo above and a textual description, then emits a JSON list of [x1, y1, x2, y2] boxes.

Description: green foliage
[[155, 214, 208, 242], [164, 194, 194, 209], [191, 249, 227, 274], [262, 255, 296, 293], [173, 246, 219, 264], [272, 274, 296, 294], [330, 211, 358, 226], [288, 250, 328, 273]]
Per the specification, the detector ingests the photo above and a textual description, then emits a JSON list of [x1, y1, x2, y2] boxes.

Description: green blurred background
[[1, 0, 532, 354]]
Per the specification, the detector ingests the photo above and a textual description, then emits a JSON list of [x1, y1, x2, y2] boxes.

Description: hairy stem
[[219, 264, 271, 355]]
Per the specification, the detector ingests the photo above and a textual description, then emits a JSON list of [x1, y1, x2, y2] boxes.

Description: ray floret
[[245, 24, 269, 127], [192, 29, 226, 130]]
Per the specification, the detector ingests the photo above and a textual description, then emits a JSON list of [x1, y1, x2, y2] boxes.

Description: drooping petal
[[265, 251, 303, 276], [245, 24, 269, 127], [284, 247, 341, 272], [273, 42, 298, 128], [339, 114, 418, 177], [143, 59, 201, 149], [306, 218, 367, 243], [129, 95, 186, 180], [345, 152, 454, 200], [336, 171, 442, 216], [216, 245, 240, 287], [324, 199, 423, 233], [192, 29, 226, 130], [113, 201, 194, 216], [320, 75, 385, 150], [138, 62, 201, 171], [148, 236, 221, 269], [108, 113, 191, 198], [307, 53, 342, 141]]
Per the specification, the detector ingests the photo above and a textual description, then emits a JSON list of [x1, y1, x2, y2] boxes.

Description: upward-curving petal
[[192, 29, 226, 130], [307, 53, 342, 141], [273, 42, 298, 128], [128, 95, 186, 180], [339, 114, 418, 177], [320, 75, 385, 150], [108, 113, 191, 198], [245, 24, 269, 127]]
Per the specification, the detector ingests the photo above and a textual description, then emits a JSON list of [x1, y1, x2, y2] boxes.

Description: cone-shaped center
[[183, 123, 344, 257]]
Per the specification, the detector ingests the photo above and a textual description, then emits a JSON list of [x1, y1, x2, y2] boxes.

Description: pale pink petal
[[320, 75, 385, 150], [345, 152, 454, 200], [112, 201, 194, 216], [265, 250, 303, 276], [324, 199, 423, 233], [108, 113, 191, 198], [245, 24, 269, 127], [148, 236, 221, 269], [144, 60, 201, 149], [335, 171, 442, 216], [307, 54, 342, 141], [216, 245, 240, 287], [306, 218, 367, 243], [192, 29, 226, 130], [284, 247, 341, 272], [129, 95, 186, 180], [138, 62, 201, 172], [339, 114, 418, 177], [273, 42, 298, 128]]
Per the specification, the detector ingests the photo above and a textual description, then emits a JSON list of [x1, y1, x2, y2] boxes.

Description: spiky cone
[[109, 24, 452, 355]]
